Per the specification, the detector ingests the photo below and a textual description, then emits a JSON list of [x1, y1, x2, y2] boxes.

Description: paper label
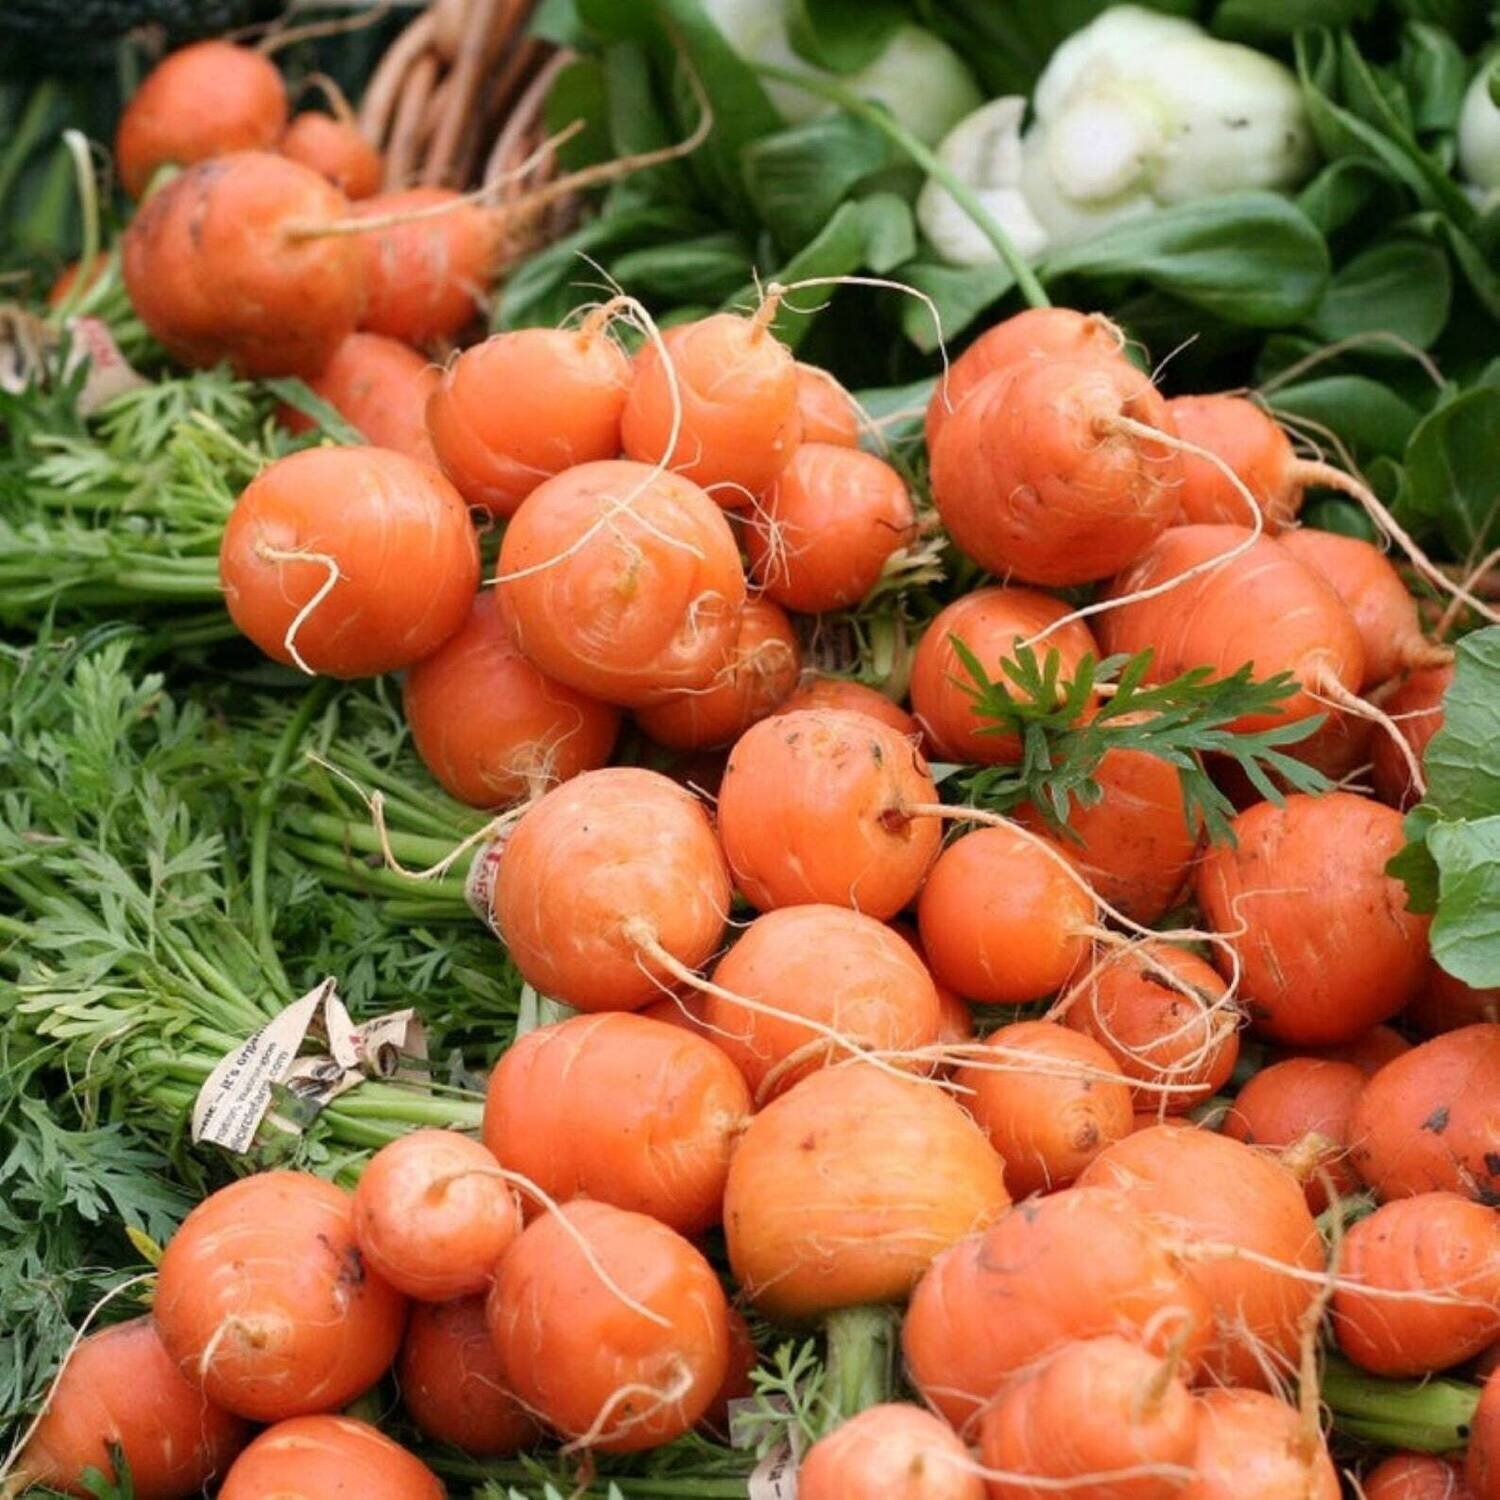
[[192, 979, 426, 1153], [462, 836, 506, 933], [0, 307, 147, 415], [749, 1446, 798, 1500]]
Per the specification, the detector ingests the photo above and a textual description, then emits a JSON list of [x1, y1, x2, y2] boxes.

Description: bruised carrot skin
[[1373, 664, 1452, 811], [116, 42, 287, 198], [1178, 1388, 1340, 1500], [910, 587, 1100, 764], [799, 1404, 983, 1500], [486, 1200, 730, 1453], [706, 903, 943, 1101], [427, 328, 631, 518], [353, 188, 496, 346], [217, 1415, 442, 1500], [1333, 1192, 1500, 1376], [635, 598, 801, 752], [1079, 1127, 1324, 1390], [494, 767, 731, 1013], [398, 1297, 536, 1457], [280, 112, 383, 200], [979, 1334, 1198, 1500], [725, 1064, 1008, 1321], [917, 825, 1094, 1006], [1018, 749, 1200, 926], [903, 1186, 1212, 1436], [219, 445, 479, 678], [123, 153, 365, 378], [1167, 394, 1301, 532], [925, 307, 1123, 454], [498, 460, 746, 708], [717, 708, 942, 919], [1221, 1058, 1366, 1212], [277, 331, 439, 463], [620, 311, 801, 504], [957, 1020, 1132, 1197], [1196, 793, 1429, 1046], [1364, 1453, 1476, 1500], [1351, 1025, 1500, 1204], [1100, 526, 1366, 731], [11, 1317, 248, 1499], [773, 677, 917, 738], [744, 444, 916, 613], [153, 1172, 407, 1423], [1061, 942, 1237, 1113], [352, 1130, 521, 1302], [930, 355, 1182, 587], [793, 364, 860, 448], [482, 1011, 751, 1234], [403, 590, 620, 808]]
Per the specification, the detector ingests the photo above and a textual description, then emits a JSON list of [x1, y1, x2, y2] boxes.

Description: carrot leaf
[[948, 641, 1331, 844]]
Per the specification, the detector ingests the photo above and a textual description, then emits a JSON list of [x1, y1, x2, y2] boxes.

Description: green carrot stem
[[298, 811, 467, 870], [822, 1304, 899, 1428], [1321, 1355, 1477, 1452]]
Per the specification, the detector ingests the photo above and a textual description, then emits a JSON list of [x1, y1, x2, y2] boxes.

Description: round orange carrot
[[11, 1317, 248, 1499], [1178, 1387, 1340, 1500], [1060, 942, 1238, 1113], [930, 354, 1181, 586], [1407, 962, 1500, 1037], [1373, 664, 1452, 811], [116, 42, 287, 198], [352, 1129, 521, 1301], [398, 1296, 536, 1457], [1299, 1023, 1412, 1077], [494, 767, 730, 1012], [220, 445, 479, 678], [1079, 1126, 1324, 1389], [153, 1172, 407, 1422], [280, 111, 383, 200], [716, 708, 942, 919], [217, 1415, 442, 1499], [1167, 394, 1303, 532], [1222, 1058, 1366, 1212], [427, 325, 631, 518], [917, 824, 1094, 1005], [635, 597, 801, 751], [1099, 526, 1366, 731], [351, 188, 496, 346], [1351, 1025, 1500, 1203], [698, 1306, 758, 1442], [1333, 1192, 1500, 1376], [497, 459, 746, 708], [1469, 1375, 1500, 1499], [483, 1011, 751, 1234], [403, 589, 619, 807], [799, 1404, 982, 1500], [903, 1185, 1211, 1437], [1196, 792, 1429, 1045], [925, 307, 1123, 454], [621, 310, 800, 504], [277, 331, 438, 464], [979, 1334, 1198, 1500], [794, 363, 860, 448], [956, 1019, 1133, 1196], [705, 903, 942, 1101], [909, 587, 1100, 764], [744, 444, 916, 613], [123, 152, 365, 377], [725, 1063, 1008, 1320], [486, 1199, 730, 1451], [1365, 1453, 1475, 1500], [773, 677, 917, 737]]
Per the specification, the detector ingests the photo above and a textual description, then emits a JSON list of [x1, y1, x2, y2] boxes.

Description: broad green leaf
[[1296, 157, 1404, 237], [785, 0, 906, 74], [1266, 377, 1423, 459], [1396, 23, 1468, 136], [1422, 626, 1500, 820], [542, 55, 612, 172], [742, 113, 891, 254], [600, 43, 693, 212], [1306, 239, 1452, 349], [609, 232, 754, 300], [897, 261, 1016, 349], [1300, 497, 1382, 540], [1045, 193, 1331, 328], [1428, 815, 1500, 986], [1403, 389, 1500, 559], [1386, 827, 1440, 913], [1212, 0, 1375, 43], [1403, 212, 1500, 322], [1390, 0, 1489, 47]]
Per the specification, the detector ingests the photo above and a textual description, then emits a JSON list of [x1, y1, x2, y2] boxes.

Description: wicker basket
[[355, 0, 577, 263]]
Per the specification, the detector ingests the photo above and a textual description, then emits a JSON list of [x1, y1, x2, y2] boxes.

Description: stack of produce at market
[[3, 3, 1500, 1498]]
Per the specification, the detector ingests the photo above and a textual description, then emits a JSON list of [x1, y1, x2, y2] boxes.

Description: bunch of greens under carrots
[[4, 6, 1500, 1500]]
